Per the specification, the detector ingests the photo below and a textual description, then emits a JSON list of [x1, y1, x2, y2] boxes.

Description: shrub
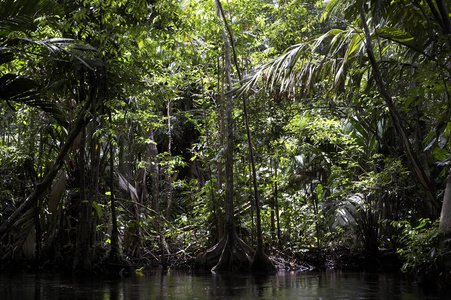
[[393, 218, 442, 281]]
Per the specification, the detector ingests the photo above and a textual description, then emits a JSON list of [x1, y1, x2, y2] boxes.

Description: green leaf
[[432, 147, 449, 161], [415, 219, 428, 229], [376, 27, 414, 43], [92, 201, 103, 218], [444, 122, 451, 139], [317, 184, 323, 201]]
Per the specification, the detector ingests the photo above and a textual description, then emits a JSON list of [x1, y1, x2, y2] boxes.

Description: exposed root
[[195, 231, 254, 272]]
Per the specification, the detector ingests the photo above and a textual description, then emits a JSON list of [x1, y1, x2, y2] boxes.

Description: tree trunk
[[270, 188, 276, 243], [360, 8, 437, 210], [215, 0, 275, 274], [223, 34, 234, 253], [194, 4, 253, 271], [149, 125, 160, 214], [431, 0, 451, 34], [273, 158, 281, 246], [217, 54, 226, 240], [148, 124, 167, 268], [439, 171, 451, 234], [166, 99, 173, 221], [73, 128, 91, 272], [89, 92, 102, 263], [439, 169, 451, 276], [74, 75, 97, 272], [108, 108, 120, 262]]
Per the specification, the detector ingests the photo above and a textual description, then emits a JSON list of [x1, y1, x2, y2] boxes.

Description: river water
[[0, 270, 449, 299]]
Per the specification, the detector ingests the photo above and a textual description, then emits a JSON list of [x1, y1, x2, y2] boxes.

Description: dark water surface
[[0, 270, 449, 299]]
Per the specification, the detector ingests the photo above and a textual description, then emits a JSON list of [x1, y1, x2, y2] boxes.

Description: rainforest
[[1, 0, 451, 289]]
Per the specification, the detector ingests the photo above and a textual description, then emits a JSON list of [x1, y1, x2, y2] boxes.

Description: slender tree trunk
[[195, 8, 252, 271], [148, 124, 166, 268], [434, 0, 451, 34], [108, 109, 120, 261], [273, 158, 281, 245], [166, 100, 173, 221], [270, 194, 276, 242], [164, 100, 174, 268], [34, 195, 41, 262], [217, 54, 226, 240], [73, 127, 91, 272], [218, 0, 260, 245], [74, 75, 97, 270], [216, 0, 261, 248], [149, 125, 160, 214], [194, 7, 253, 273], [440, 170, 451, 233], [89, 89, 102, 262], [194, 1, 259, 273], [216, 0, 275, 273], [270, 158, 276, 243], [360, 8, 437, 209], [223, 32, 235, 245]]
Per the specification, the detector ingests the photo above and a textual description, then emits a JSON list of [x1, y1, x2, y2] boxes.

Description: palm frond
[[0, 74, 68, 127], [14, 37, 101, 70], [0, 0, 101, 129], [235, 5, 436, 101], [0, 0, 63, 36]]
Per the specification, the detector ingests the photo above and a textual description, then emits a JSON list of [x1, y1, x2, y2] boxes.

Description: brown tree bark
[[272, 158, 281, 246], [149, 125, 160, 214], [73, 126, 91, 272], [434, 0, 451, 34], [217, 54, 226, 240], [215, 0, 276, 274], [194, 3, 254, 271], [166, 99, 173, 221], [108, 109, 120, 262], [439, 171, 451, 234], [434, 0, 451, 240], [148, 124, 168, 268]]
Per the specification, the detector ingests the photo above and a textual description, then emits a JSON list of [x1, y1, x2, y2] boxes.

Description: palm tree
[[237, 0, 451, 234], [0, 0, 98, 246]]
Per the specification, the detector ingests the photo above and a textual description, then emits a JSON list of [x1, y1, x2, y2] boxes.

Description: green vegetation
[[1, 0, 450, 284]]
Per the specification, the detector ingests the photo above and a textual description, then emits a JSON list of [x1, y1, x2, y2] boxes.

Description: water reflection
[[0, 270, 448, 299]]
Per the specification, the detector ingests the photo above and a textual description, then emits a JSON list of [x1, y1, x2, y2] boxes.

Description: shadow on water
[[0, 270, 449, 299]]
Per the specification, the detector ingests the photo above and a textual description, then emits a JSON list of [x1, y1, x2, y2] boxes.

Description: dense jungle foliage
[[1, 0, 451, 284]]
